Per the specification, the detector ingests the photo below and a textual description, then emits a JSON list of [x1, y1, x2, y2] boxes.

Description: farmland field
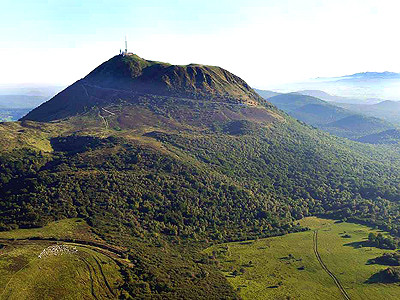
[[207, 217, 400, 300]]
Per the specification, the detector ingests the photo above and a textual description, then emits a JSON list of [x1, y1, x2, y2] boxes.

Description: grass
[[0, 219, 127, 299], [0, 121, 72, 153], [0, 218, 99, 241], [0, 241, 122, 299], [206, 217, 400, 300]]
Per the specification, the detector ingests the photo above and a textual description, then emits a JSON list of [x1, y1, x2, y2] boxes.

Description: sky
[[1, 0, 400, 88]]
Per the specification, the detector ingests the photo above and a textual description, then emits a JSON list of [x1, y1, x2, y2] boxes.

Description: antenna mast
[[125, 36, 128, 54]]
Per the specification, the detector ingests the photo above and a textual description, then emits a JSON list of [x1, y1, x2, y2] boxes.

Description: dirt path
[[313, 230, 351, 300], [80, 257, 99, 300], [93, 255, 116, 297]]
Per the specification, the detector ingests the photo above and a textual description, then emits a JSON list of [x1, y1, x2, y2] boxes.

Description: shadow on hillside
[[50, 135, 121, 154], [365, 269, 399, 284], [343, 241, 368, 249]]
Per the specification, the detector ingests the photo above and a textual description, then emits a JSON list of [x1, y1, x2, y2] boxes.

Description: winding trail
[[93, 255, 116, 297], [80, 257, 99, 300], [313, 230, 351, 300]]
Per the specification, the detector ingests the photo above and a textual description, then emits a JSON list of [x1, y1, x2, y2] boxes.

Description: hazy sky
[[1, 0, 400, 88]]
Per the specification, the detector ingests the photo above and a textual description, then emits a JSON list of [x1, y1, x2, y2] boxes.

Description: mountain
[[2, 54, 400, 298], [268, 72, 400, 100], [339, 71, 400, 80], [264, 92, 394, 139], [335, 100, 400, 126], [24, 54, 263, 122], [357, 129, 400, 144], [296, 90, 380, 104], [254, 89, 281, 99]]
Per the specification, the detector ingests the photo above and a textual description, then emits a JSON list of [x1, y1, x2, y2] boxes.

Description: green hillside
[[322, 115, 394, 139], [357, 129, 400, 144], [1, 54, 400, 298], [336, 100, 400, 126]]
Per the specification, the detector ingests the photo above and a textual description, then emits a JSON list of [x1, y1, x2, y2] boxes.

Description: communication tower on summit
[[125, 36, 128, 54], [121, 36, 132, 56]]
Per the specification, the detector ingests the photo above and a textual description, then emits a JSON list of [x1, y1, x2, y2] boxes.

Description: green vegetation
[[367, 232, 398, 250], [0, 109, 31, 122], [367, 267, 400, 283], [2, 54, 400, 298], [0, 242, 123, 299], [207, 217, 400, 300], [369, 253, 400, 266], [357, 129, 400, 144], [0, 221, 237, 299], [0, 218, 96, 241]]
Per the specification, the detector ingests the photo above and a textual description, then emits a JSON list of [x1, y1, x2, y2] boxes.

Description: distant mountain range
[[259, 91, 397, 141], [0, 85, 63, 121], [337, 71, 400, 80], [335, 100, 400, 126], [0, 85, 64, 98], [0, 95, 48, 121], [295, 90, 383, 105], [267, 71, 400, 100]]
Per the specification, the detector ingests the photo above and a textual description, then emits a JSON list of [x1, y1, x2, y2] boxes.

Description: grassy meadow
[[0, 242, 122, 299], [207, 217, 400, 300], [0, 219, 123, 299]]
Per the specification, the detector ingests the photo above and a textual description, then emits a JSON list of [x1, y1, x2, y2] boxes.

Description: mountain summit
[[23, 54, 263, 121]]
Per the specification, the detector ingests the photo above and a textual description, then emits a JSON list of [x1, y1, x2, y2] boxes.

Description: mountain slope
[[23, 54, 264, 122], [2, 55, 400, 298], [357, 129, 400, 144], [335, 100, 400, 126]]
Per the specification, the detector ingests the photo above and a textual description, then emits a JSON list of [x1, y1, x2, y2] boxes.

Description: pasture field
[[0, 219, 124, 299], [0, 240, 123, 299], [207, 217, 400, 300]]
